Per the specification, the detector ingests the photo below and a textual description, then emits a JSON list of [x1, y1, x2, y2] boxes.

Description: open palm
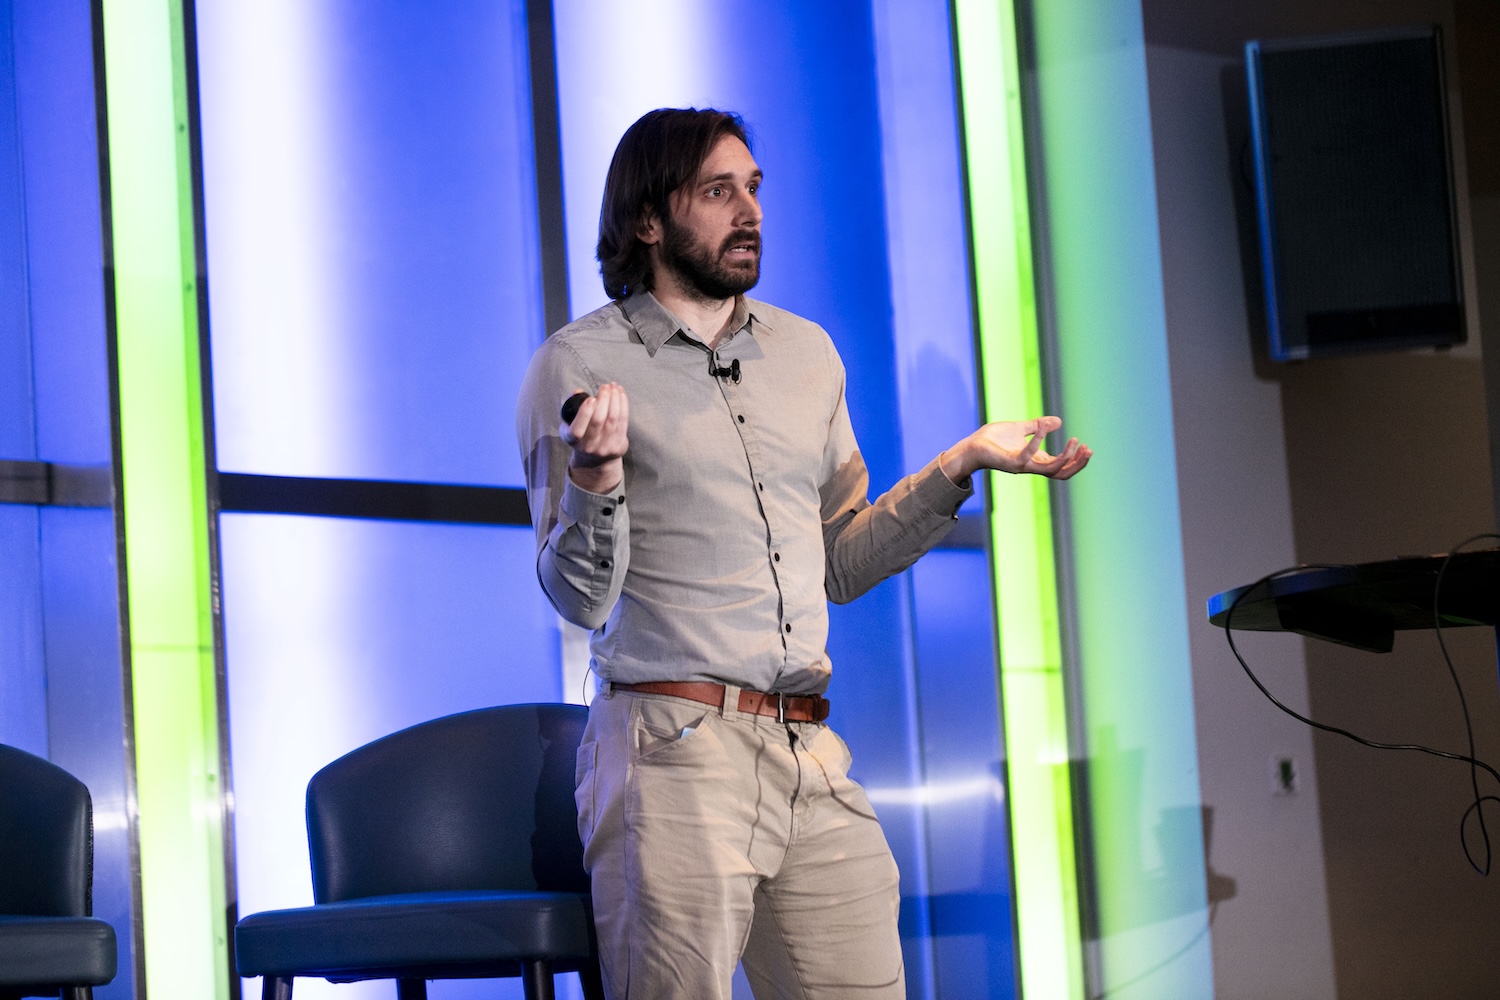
[[950, 416, 1092, 481]]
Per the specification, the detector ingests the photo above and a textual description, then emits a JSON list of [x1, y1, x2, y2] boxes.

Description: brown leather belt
[[611, 680, 830, 723]]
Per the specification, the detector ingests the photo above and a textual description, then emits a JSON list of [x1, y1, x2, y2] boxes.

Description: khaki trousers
[[574, 686, 905, 1000]]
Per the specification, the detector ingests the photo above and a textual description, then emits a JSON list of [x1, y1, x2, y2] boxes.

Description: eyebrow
[[700, 169, 764, 185]]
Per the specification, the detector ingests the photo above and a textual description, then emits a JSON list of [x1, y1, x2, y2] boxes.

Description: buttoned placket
[[707, 330, 794, 680]]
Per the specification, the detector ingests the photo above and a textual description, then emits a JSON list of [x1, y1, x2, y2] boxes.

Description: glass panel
[[553, 0, 904, 485], [14, 0, 110, 466], [0, 507, 45, 752], [0, 3, 137, 998], [0, 0, 43, 755], [0, 0, 35, 463], [912, 552, 1017, 999], [221, 514, 567, 1000], [39, 505, 134, 1000], [196, 0, 544, 486], [552, 6, 988, 998]]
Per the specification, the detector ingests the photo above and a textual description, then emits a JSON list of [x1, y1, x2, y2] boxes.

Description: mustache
[[719, 230, 762, 255]]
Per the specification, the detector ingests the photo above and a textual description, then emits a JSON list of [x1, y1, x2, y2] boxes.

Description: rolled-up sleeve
[[516, 338, 630, 630], [818, 350, 972, 605]]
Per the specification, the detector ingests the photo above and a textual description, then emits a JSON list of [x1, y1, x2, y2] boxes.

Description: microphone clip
[[709, 356, 742, 384]]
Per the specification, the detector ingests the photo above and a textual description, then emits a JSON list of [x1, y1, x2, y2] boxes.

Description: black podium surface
[[1206, 550, 1500, 653]]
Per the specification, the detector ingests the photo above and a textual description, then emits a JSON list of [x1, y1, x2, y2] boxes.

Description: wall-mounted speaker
[[1247, 27, 1464, 361]]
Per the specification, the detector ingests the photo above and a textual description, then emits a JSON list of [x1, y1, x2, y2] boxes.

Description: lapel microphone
[[709, 356, 742, 384]]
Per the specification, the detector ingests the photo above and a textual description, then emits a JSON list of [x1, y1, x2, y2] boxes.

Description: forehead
[[694, 134, 759, 182]]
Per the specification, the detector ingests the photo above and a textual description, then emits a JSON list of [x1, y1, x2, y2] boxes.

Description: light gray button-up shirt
[[516, 291, 971, 695]]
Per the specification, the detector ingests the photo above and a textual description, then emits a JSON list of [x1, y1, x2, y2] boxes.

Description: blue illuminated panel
[[221, 514, 567, 1000], [552, 1, 903, 485], [911, 552, 1017, 998], [0, 2, 32, 458], [0, 3, 136, 999], [869, 0, 985, 487], [197, 4, 571, 997], [192, 4, 1019, 1000], [0, 509, 45, 752], [0, 0, 44, 754], [869, 2, 1014, 996], [38, 506, 135, 1000], [12, 1, 110, 466], [551, 4, 995, 997], [195, 0, 544, 486], [552, 0, 711, 323]]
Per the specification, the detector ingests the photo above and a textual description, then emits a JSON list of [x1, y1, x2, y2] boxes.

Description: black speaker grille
[[1249, 29, 1463, 358]]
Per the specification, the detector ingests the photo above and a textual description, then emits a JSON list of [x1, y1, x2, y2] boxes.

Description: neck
[[651, 271, 736, 349]]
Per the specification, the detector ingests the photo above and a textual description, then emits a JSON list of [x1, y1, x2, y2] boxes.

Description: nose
[[735, 188, 762, 227]]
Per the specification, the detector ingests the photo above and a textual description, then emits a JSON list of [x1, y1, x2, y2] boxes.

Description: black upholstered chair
[[235, 703, 603, 1000], [0, 744, 118, 1000]]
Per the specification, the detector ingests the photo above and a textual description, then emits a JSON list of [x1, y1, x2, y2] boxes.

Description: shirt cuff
[[559, 474, 626, 525], [912, 456, 974, 519]]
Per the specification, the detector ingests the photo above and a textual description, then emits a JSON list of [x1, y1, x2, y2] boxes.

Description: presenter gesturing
[[517, 108, 1089, 1000]]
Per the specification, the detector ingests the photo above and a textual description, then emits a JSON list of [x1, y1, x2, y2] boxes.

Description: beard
[[659, 217, 761, 302]]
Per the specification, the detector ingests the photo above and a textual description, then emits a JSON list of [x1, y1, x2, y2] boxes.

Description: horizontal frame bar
[[215, 472, 989, 546], [216, 473, 532, 525], [0, 459, 116, 506]]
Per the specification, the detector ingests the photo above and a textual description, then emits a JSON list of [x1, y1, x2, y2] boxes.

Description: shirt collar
[[620, 290, 764, 357]]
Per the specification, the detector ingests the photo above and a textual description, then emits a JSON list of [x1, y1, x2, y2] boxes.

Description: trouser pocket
[[574, 739, 598, 851]]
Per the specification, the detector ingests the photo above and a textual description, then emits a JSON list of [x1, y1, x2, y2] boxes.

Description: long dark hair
[[596, 108, 750, 301]]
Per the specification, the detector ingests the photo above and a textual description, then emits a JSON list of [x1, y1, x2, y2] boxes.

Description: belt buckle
[[776, 692, 786, 724]]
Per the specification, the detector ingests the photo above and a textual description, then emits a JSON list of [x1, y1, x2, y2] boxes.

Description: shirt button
[[617, 496, 625, 504], [599, 558, 612, 569], [758, 482, 764, 491], [602, 506, 614, 516], [784, 623, 792, 633], [773, 552, 780, 562], [737, 415, 745, 423]]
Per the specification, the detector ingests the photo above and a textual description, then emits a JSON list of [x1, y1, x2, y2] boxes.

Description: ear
[[636, 205, 663, 246]]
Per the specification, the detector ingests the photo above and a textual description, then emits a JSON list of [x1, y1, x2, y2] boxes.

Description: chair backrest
[[0, 744, 93, 917], [307, 703, 589, 904]]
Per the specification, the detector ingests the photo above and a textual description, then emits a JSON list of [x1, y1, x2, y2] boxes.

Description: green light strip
[[952, 2, 1084, 998], [1021, 2, 1213, 994], [100, 1, 228, 998]]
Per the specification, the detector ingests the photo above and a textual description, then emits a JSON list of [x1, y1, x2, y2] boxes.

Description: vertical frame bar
[[97, 0, 228, 996], [179, 0, 239, 989], [951, 0, 1085, 997], [90, 0, 150, 992], [525, 0, 570, 336]]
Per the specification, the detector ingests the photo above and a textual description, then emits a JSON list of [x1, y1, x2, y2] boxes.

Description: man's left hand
[[940, 416, 1092, 485]]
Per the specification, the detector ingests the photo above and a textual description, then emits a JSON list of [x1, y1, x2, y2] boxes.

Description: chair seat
[[234, 890, 594, 981], [0, 915, 118, 988]]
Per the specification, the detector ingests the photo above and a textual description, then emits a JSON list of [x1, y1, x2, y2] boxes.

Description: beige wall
[[1146, 41, 1338, 1000], [1142, 0, 1500, 996]]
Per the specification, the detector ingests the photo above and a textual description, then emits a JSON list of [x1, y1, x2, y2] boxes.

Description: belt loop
[[776, 692, 786, 725], [601, 681, 615, 700], [721, 684, 742, 720]]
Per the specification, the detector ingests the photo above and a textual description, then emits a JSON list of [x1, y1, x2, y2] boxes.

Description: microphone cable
[[1224, 540, 1500, 875], [1435, 534, 1500, 874]]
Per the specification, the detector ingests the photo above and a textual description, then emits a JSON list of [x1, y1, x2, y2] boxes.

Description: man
[[517, 108, 1090, 1000]]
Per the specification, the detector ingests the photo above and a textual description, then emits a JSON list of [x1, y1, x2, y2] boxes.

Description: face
[[648, 134, 763, 302]]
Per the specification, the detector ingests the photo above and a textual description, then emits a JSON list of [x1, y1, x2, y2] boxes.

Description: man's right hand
[[561, 382, 629, 494]]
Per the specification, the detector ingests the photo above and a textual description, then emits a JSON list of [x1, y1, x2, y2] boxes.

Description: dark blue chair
[[0, 744, 118, 1000], [234, 703, 604, 1000]]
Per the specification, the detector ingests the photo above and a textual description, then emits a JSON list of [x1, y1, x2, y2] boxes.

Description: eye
[[747, 182, 759, 196], [707, 185, 724, 197]]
